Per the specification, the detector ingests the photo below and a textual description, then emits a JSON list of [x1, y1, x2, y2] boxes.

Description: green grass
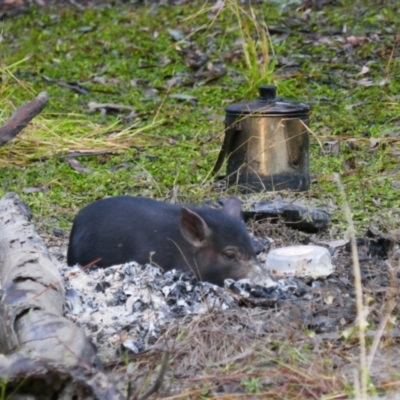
[[0, 3, 398, 234]]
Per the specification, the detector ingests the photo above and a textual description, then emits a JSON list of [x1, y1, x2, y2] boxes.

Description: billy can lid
[[225, 85, 311, 115]]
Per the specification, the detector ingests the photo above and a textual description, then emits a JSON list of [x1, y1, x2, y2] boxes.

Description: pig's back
[[67, 196, 184, 268]]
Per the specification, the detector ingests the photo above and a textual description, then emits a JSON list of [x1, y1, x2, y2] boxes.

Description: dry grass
[[0, 63, 163, 166], [124, 308, 351, 399], [0, 108, 163, 167]]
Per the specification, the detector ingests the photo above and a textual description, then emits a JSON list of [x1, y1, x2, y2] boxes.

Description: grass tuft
[[225, 0, 276, 92]]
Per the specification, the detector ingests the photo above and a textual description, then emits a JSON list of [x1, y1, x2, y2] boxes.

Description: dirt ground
[[40, 202, 400, 398]]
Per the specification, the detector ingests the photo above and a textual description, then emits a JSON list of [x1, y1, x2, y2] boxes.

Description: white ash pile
[[59, 262, 309, 356]]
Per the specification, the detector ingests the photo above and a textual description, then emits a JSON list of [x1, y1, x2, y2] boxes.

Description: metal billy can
[[213, 85, 311, 192]]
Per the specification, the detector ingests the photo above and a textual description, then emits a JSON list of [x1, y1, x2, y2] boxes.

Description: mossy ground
[[1, 0, 398, 233], [1, 1, 400, 398]]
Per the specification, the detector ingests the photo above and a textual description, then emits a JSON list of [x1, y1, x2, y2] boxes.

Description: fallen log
[[0, 192, 125, 399]]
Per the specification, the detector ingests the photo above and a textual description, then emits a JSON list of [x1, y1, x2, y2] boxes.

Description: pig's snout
[[236, 257, 260, 280], [225, 256, 261, 284], [189, 243, 260, 287]]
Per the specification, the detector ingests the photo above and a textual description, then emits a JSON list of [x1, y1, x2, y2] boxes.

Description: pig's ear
[[181, 208, 211, 247], [222, 196, 243, 220]]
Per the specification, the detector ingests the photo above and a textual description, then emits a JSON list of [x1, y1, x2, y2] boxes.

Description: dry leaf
[[356, 65, 369, 76], [68, 158, 93, 174], [345, 35, 368, 45]]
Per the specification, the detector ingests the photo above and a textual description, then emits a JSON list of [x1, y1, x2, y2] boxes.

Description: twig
[[334, 173, 368, 398], [135, 352, 169, 400], [367, 255, 398, 370], [65, 150, 117, 158], [0, 92, 48, 146]]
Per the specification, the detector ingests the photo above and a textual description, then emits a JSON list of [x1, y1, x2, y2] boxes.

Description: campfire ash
[[59, 262, 309, 356]]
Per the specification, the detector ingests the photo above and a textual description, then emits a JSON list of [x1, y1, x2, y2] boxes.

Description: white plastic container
[[266, 245, 334, 279]]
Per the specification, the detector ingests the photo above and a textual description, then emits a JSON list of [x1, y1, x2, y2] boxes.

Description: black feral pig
[[67, 196, 258, 286]]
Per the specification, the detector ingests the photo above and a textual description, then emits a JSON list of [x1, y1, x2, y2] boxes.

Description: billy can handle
[[212, 124, 239, 175]]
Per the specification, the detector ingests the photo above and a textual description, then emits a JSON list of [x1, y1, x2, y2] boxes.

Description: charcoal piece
[[345, 238, 368, 253], [113, 290, 127, 305], [291, 280, 311, 296], [131, 299, 146, 312], [168, 281, 190, 298], [166, 296, 177, 307], [249, 285, 279, 299], [170, 305, 188, 315], [164, 270, 197, 286], [366, 225, 398, 258], [244, 200, 330, 233], [252, 236, 271, 254], [95, 281, 111, 293], [309, 316, 339, 334], [53, 227, 65, 237], [85, 322, 99, 332], [345, 225, 399, 259], [225, 279, 252, 297], [368, 238, 392, 258]]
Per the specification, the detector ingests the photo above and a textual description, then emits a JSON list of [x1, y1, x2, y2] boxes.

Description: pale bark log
[[0, 192, 124, 399]]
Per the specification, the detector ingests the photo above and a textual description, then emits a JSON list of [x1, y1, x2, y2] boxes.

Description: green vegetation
[[1, 1, 399, 233]]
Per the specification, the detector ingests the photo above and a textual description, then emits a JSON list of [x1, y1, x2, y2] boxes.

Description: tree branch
[[0, 91, 48, 146]]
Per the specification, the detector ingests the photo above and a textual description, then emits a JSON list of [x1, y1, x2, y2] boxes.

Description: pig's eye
[[223, 250, 236, 261]]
